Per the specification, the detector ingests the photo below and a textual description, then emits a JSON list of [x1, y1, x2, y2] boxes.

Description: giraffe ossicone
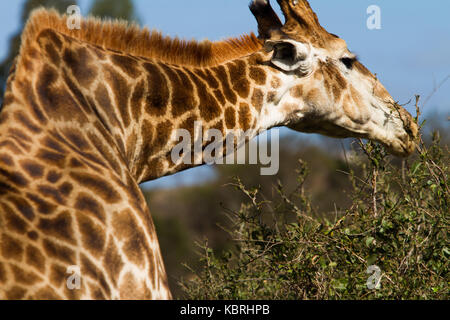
[[0, 0, 417, 300]]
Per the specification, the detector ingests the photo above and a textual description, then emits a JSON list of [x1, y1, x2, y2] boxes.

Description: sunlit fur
[[19, 9, 262, 69], [0, 1, 417, 300]]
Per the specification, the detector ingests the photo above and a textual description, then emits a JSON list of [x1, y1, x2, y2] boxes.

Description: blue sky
[[1, 0, 449, 112], [0, 0, 448, 188]]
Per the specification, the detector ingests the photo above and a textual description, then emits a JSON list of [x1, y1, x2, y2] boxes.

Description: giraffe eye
[[341, 57, 356, 69]]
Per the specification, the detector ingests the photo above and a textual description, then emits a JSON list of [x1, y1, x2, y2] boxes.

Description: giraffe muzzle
[[377, 110, 419, 157]]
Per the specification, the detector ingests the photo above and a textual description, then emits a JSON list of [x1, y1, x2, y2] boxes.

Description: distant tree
[[89, 0, 140, 23], [0, 0, 75, 104]]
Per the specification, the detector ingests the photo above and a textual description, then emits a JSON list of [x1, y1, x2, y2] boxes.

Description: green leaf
[[365, 237, 375, 247], [411, 162, 422, 175], [367, 254, 377, 265], [332, 278, 348, 291], [443, 247, 450, 257]]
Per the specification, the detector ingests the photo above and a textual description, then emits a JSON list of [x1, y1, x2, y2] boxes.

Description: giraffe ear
[[265, 39, 312, 73]]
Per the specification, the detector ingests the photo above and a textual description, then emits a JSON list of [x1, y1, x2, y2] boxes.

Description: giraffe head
[[251, 0, 418, 156]]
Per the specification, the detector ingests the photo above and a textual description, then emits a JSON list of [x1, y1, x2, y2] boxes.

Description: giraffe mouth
[[384, 112, 419, 157], [374, 119, 419, 157], [382, 139, 417, 157], [381, 131, 418, 157], [288, 116, 418, 157]]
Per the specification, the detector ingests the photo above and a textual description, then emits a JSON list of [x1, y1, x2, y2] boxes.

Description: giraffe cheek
[[342, 90, 370, 125], [281, 103, 299, 116], [343, 94, 358, 122], [305, 88, 328, 113]]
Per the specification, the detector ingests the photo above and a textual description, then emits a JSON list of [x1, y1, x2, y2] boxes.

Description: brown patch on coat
[[251, 88, 264, 113], [238, 103, 252, 132], [290, 85, 303, 98], [225, 107, 236, 129], [271, 77, 281, 89]]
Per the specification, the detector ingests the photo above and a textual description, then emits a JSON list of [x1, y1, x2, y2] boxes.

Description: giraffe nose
[[374, 102, 419, 157], [403, 119, 419, 155], [400, 107, 419, 145], [389, 113, 419, 157], [391, 101, 419, 156]]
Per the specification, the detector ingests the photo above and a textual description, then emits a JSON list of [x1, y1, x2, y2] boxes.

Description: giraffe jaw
[[370, 118, 419, 157], [287, 109, 418, 157], [365, 100, 419, 157], [383, 138, 417, 157]]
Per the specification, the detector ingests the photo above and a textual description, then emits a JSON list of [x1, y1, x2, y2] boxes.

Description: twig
[[414, 95, 421, 123], [372, 168, 378, 217], [235, 278, 276, 282], [423, 75, 450, 108]]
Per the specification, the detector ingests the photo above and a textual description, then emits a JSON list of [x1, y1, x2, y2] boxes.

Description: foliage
[[181, 127, 449, 300], [145, 136, 359, 297]]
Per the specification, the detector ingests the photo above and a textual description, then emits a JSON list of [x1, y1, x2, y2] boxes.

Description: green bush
[[181, 128, 449, 300]]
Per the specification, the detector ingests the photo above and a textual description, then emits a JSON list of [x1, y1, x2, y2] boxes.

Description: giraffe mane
[[18, 8, 263, 68]]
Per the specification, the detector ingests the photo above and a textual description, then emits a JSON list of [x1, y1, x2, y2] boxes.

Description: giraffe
[[0, 0, 418, 300]]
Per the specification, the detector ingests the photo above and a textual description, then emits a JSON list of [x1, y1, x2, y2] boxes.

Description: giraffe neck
[[0, 25, 288, 299], [4, 31, 285, 180], [14, 29, 286, 184], [126, 53, 287, 183]]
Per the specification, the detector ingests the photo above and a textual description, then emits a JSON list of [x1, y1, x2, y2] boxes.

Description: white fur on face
[[257, 41, 417, 156]]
